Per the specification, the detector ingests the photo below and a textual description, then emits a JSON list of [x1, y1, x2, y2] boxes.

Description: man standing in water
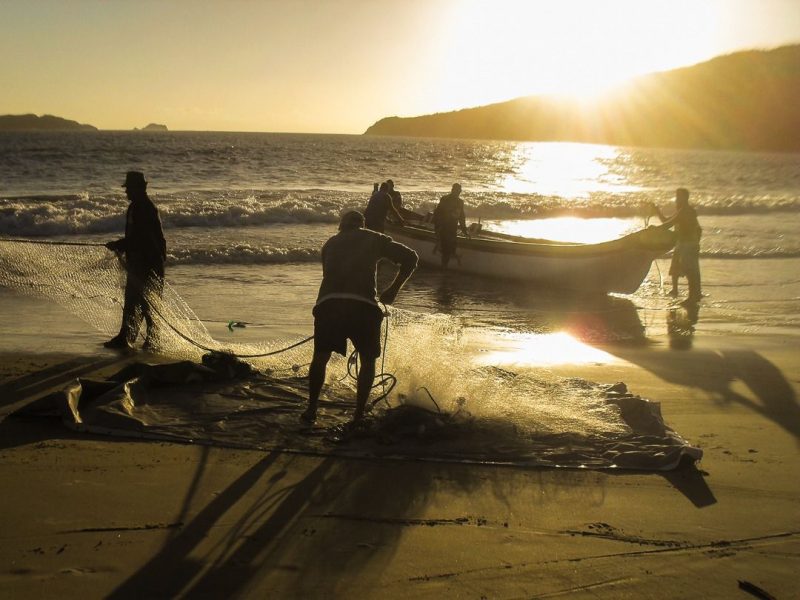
[[364, 181, 404, 232], [302, 210, 418, 425], [104, 171, 167, 350], [652, 188, 702, 303], [433, 182, 470, 268]]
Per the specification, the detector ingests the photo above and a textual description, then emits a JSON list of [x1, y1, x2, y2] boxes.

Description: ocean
[[1, 131, 799, 361]]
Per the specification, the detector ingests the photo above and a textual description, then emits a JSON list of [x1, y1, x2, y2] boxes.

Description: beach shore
[[1, 324, 798, 599]]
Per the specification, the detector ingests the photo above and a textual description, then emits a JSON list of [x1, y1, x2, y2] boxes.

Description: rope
[[342, 303, 398, 408], [641, 211, 664, 293], [416, 386, 442, 413], [148, 298, 313, 358], [229, 335, 314, 358], [1, 236, 402, 404], [0, 237, 107, 248]]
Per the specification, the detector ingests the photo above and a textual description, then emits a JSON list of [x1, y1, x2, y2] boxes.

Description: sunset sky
[[2, 0, 799, 133]]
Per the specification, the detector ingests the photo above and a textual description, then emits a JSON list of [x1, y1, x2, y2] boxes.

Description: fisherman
[[651, 187, 702, 303], [104, 171, 167, 350], [432, 182, 470, 268], [386, 179, 402, 212], [387, 179, 424, 222], [364, 181, 405, 233], [301, 210, 418, 425]]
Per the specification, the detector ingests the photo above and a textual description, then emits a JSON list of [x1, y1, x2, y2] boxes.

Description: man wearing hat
[[104, 171, 167, 349], [301, 210, 418, 426]]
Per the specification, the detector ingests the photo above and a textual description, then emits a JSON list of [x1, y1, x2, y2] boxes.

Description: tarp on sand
[[26, 358, 702, 471]]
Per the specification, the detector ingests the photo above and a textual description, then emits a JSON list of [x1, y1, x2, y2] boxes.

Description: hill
[[135, 123, 168, 132], [365, 45, 800, 152], [0, 114, 98, 132]]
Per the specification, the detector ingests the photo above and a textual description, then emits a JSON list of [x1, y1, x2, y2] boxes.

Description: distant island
[[365, 45, 800, 152], [0, 114, 97, 132], [0, 115, 172, 133], [134, 123, 168, 132]]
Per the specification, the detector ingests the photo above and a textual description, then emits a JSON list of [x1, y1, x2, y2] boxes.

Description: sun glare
[[496, 142, 638, 197], [485, 217, 638, 244], [434, 0, 721, 108], [478, 331, 615, 367]]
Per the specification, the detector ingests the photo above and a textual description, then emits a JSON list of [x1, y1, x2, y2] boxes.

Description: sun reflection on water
[[496, 142, 642, 198], [478, 331, 615, 367]]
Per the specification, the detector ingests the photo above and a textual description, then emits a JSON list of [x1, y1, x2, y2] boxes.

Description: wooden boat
[[385, 219, 675, 294]]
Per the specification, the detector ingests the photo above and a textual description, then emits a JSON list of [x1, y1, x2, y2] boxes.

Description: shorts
[[669, 242, 700, 278], [313, 299, 384, 359]]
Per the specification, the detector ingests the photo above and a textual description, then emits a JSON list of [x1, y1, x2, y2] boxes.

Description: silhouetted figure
[[387, 179, 424, 222], [302, 210, 418, 425], [104, 171, 166, 350], [386, 179, 401, 211], [433, 183, 469, 268], [364, 182, 404, 233], [652, 188, 702, 303]]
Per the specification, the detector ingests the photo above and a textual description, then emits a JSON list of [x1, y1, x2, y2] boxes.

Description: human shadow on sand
[[611, 305, 800, 442], [104, 450, 627, 598]]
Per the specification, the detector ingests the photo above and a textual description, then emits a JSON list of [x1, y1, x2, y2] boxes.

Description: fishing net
[[0, 237, 647, 436], [0, 239, 313, 370], [1, 238, 702, 469]]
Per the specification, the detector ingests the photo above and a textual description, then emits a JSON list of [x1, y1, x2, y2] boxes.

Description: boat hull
[[386, 223, 674, 294]]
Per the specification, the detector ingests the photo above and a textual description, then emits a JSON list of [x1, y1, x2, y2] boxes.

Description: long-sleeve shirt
[[110, 195, 167, 270]]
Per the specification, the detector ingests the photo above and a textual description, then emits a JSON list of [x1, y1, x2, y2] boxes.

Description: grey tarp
[[32, 360, 702, 471]]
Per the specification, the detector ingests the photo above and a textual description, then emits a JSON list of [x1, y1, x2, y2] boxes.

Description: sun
[[429, 0, 720, 108]]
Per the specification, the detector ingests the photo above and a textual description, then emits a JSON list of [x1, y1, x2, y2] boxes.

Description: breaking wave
[[168, 244, 319, 265], [2, 188, 799, 238]]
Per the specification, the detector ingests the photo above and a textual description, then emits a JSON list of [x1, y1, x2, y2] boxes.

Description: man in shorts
[[651, 188, 702, 303], [301, 210, 418, 425]]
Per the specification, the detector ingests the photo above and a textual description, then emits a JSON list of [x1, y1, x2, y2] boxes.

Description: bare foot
[[300, 407, 317, 424]]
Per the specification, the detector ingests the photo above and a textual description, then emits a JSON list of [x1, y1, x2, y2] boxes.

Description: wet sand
[[1, 326, 798, 599]]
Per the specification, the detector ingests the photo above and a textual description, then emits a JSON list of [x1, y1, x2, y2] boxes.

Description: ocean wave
[[168, 244, 320, 266], [699, 249, 800, 259], [2, 188, 800, 237], [2, 233, 798, 264], [164, 245, 800, 265]]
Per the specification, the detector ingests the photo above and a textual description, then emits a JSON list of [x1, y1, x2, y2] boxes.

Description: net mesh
[[0, 240, 314, 369], [0, 239, 631, 437]]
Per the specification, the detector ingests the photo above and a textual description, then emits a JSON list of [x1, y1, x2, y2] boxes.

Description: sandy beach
[[2, 133, 799, 599], [4, 0, 800, 594], [1, 321, 798, 599]]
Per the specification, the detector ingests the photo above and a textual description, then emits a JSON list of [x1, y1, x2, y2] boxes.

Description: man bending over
[[302, 210, 418, 425]]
